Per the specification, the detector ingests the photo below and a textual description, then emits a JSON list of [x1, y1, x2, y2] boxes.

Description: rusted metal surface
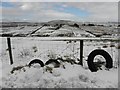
[[7, 37, 13, 65], [12, 37, 118, 41], [80, 40, 83, 66]]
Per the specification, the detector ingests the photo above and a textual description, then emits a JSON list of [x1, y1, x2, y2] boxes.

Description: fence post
[[79, 40, 83, 66], [7, 37, 13, 65]]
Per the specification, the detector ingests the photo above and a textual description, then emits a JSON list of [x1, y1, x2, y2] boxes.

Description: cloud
[[65, 2, 118, 22], [2, 0, 119, 2], [42, 10, 75, 18], [20, 3, 32, 10], [1, 2, 118, 22], [27, 10, 76, 22]]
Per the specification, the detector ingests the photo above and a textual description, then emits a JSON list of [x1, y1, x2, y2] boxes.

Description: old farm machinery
[[6, 37, 119, 72]]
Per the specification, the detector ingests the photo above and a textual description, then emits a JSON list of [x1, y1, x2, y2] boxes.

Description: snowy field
[[1, 21, 118, 37], [0, 37, 119, 88]]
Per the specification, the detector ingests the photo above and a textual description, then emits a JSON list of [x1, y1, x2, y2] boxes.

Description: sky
[[0, 1, 118, 22]]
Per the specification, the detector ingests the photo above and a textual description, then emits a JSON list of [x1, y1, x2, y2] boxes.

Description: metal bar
[[78, 40, 83, 66], [12, 37, 119, 41], [7, 37, 13, 65]]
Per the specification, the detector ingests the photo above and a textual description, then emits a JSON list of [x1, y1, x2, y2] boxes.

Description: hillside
[[1, 20, 118, 37]]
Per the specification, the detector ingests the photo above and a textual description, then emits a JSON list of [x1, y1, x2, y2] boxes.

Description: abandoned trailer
[[6, 37, 118, 72]]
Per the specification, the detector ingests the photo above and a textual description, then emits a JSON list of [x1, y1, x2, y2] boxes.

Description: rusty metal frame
[[6, 37, 119, 66]]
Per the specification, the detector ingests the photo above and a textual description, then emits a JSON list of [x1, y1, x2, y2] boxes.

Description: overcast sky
[[1, 2, 118, 22]]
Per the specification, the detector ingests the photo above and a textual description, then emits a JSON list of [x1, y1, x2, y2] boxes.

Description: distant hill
[[1, 20, 118, 37]]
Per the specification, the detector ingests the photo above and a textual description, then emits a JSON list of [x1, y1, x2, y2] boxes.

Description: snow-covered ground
[[0, 37, 119, 88], [1, 20, 118, 37]]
